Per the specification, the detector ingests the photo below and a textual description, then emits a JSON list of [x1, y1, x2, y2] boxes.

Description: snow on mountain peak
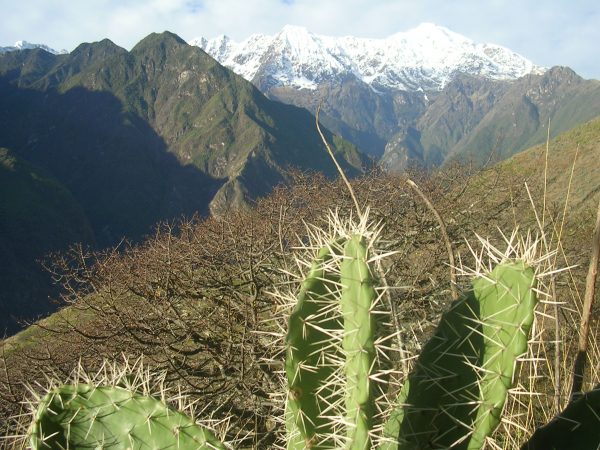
[[192, 24, 545, 92], [279, 24, 311, 36], [0, 40, 67, 55]]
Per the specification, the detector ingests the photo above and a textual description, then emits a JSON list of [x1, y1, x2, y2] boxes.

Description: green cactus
[[284, 231, 381, 449], [283, 213, 544, 450], [381, 261, 538, 450], [29, 383, 226, 449], [285, 241, 343, 448], [340, 235, 378, 450]]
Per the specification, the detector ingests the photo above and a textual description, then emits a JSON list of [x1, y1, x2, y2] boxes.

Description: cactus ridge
[[340, 234, 378, 449]]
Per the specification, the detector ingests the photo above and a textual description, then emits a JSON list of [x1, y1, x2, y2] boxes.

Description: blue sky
[[2, 0, 599, 79]]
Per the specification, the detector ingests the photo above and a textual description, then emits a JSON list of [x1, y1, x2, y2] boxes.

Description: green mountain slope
[[0, 78, 222, 245], [381, 74, 510, 171], [0, 32, 363, 332], [0, 148, 94, 334], [497, 115, 600, 212], [449, 67, 600, 165], [0, 31, 363, 239], [382, 67, 600, 172], [267, 78, 427, 158], [59, 31, 363, 213]]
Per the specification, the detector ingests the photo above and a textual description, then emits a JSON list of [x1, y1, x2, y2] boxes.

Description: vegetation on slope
[[0, 32, 363, 221], [383, 68, 600, 172], [2, 130, 598, 444]]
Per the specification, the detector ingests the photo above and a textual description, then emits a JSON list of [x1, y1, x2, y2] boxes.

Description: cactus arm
[[285, 242, 343, 448], [381, 261, 537, 450], [341, 234, 378, 449], [29, 383, 226, 449], [468, 261, 537, 449]]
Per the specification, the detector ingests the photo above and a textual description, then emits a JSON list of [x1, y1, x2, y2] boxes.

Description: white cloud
[[1, 0, 598, 79]]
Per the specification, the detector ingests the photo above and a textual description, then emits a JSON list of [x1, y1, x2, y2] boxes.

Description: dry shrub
[[1, 165, 597, 447]]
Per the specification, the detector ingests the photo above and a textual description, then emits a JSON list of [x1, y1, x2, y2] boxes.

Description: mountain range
[[1, 25, 600, 333], [0, 40, 68, 55], [195, 24, 600, 169], [0, 31, 362, 333], [193, 23, 543, 93]]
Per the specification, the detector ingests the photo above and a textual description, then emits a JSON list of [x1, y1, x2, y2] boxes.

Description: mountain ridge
[[0, 32, 363, 223], [192, 23, 544, 93], [0, 31, 364, 332], [193, 24, 600, 169]]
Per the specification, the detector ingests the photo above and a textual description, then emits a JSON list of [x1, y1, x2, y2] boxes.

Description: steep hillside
[[447, 67, 600, 165], [382, 74, 511, 170], [0, 148, 94, 334], [497, 115, 600, 212], [382, 67, 600, 171], [268, 78, 427, 157], [0, 31, 363, 242], [0, 32, 363, 332]]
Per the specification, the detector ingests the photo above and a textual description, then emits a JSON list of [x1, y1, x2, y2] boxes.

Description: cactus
[[283, 210, 391, 449], [381, 260, 538, 450], [285, 241, 344, 448], [29, 383, 226, 449], [21, 358, 228, 450], [340, 235, 378, 449], [285, 233, 380, 449], [283, 213, 543, 450]]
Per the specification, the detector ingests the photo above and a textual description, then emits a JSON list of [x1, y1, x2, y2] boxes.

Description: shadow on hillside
[[0, 79, 226, 334]]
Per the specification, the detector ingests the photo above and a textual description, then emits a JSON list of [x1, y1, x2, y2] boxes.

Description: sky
[[1, 0, 599, 79]]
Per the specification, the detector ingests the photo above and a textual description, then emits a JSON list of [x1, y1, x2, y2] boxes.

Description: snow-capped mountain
[[0, 40, 67, 55], [191, 23, 544, 92]]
